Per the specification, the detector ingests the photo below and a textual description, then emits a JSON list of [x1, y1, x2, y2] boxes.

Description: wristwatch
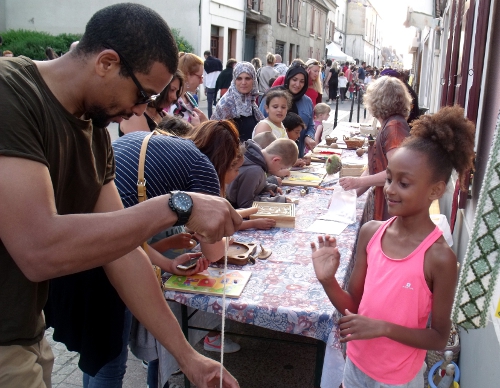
[[168, 191, 193, 226]]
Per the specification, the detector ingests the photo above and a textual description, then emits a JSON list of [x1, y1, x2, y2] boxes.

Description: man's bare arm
[[0, 157, 241, 282]]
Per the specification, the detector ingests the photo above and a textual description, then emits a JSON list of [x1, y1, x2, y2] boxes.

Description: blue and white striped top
[[112, 132, 220, 208]]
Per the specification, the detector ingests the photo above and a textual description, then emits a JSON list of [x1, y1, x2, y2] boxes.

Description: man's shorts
[[343, 356, 426, 388], [0, 335, 54, 388]]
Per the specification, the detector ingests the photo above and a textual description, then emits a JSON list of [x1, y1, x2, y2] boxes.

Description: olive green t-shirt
[[0, 56, 115, 346]]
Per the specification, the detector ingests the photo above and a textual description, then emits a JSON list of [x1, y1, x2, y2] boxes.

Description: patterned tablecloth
[[164, 151, 368, 352]]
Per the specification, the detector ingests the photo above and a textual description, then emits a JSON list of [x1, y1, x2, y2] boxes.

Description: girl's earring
[[186, 82, 190, 89]]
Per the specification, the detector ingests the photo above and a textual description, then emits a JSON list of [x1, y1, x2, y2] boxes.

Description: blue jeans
[[206, 87, 216, 119], [82, 309, 132, 388], [147, 359, 170, 388]]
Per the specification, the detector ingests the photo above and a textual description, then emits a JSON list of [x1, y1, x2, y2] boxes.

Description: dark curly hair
[[74, 3, 178, 76], [401, 105, 475, 189]]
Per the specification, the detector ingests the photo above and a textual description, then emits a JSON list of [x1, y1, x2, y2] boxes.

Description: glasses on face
[[103, 42, 160, 105]]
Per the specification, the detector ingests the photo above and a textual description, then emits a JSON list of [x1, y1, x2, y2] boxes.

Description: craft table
[[164, 152, 368, 388]]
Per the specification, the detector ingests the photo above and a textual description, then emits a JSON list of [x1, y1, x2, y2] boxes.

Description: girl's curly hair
[[401, 105, 475, 189]]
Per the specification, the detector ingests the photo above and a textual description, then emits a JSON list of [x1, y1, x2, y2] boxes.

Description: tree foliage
[[0, 30, 81, 59], [1, 28, 195, 59]]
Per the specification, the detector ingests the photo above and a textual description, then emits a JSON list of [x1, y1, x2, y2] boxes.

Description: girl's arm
[[311, 221, 379, 313], [253, 121, 272, 136], [314, 124, 323, 144], [339, 240, 458, 350]]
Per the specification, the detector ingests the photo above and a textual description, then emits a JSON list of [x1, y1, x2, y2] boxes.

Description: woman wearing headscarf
[[211, 61, 265, 141], [259, 64, 316, 157]]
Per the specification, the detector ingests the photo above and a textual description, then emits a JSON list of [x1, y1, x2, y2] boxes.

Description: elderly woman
[[260, 63, 316, 157], [339, 76, 412, 221], [211, 61, 265, 141]]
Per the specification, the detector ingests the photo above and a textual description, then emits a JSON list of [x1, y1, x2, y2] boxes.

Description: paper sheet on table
[[306, 219, 349, 235], [318, 186, 357, 224]]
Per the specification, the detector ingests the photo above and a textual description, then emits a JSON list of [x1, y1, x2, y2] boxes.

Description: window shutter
[[277, 0, 282, 23], [286, 0, 291, 25], [259, 0, 264, 12], [247, 0, 252, 9], [298, 0, 302, 29]]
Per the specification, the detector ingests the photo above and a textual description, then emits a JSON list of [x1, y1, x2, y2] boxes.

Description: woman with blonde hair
[[169, 52, 208, 126], [339, 76, 412, 221], [305, 58, 323, 107], [257, 52, 278, 95]]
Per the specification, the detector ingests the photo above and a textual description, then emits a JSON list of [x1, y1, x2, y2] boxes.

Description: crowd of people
[[0, 3, 477, 388]]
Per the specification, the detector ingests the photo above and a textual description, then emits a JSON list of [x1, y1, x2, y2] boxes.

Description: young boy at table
[[283, 112, 311, 168], [226, 138, 298, 208]]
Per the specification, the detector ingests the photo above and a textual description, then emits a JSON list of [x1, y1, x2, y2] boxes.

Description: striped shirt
[[112, 132, 220, 208]]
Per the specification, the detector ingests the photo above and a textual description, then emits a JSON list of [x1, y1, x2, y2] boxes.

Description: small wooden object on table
[[282, 170, 326, 187], [343, 135, 365, 150], [340, 163, 366, 177], [216, 241, 257, 265], [250, 202, 296, 228]]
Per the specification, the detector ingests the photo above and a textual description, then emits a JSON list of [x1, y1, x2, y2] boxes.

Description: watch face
[[172, 193, 192, 212]]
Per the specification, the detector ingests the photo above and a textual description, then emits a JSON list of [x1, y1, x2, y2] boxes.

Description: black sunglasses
[[291, 62, 307, 69], [103, 42, 160, 105]]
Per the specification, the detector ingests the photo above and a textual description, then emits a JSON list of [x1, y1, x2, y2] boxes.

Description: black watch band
[[168, 191, 193, 226]]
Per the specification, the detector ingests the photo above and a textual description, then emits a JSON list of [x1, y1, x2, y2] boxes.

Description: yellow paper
[[495, 297, 500, 319]]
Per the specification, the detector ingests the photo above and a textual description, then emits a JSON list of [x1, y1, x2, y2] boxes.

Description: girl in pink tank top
[[311, 106, 475, 386]]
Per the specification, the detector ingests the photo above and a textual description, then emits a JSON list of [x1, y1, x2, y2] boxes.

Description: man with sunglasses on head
[[0, 3, 241, 388]]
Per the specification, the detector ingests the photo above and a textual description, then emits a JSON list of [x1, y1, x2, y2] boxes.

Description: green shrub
[[0, 30, 81, 59], [171, 28, 194, 53], [1, 28, 195, 59]]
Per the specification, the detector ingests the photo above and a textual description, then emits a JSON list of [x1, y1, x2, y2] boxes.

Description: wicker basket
[[343, 135, 365, 149]]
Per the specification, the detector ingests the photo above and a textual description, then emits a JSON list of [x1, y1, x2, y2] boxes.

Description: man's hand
[[186, 193, 242, 243], [182, 353, 240, 388], [311, 235, 341, 284]]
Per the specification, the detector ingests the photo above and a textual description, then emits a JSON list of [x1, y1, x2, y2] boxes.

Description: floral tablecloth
[[164, 153, 368, 349]]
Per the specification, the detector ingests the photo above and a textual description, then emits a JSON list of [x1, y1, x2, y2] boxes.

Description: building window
[[276, 40, 285, 58], [248, 0, 263, 12], [328, 20, 335, 41], [318, 11, 324, 38], [277, 0, 288, 24], [291, 0, 301, 29]]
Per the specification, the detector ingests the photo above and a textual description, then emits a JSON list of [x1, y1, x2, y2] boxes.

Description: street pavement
[[48, 91, 371, 388]]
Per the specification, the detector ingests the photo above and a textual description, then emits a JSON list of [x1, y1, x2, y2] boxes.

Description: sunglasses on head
[[103, 42, 160, 105], [291, 62, 307, 69]]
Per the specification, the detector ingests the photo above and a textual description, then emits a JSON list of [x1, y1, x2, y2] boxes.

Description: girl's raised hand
[[338, 309, 386, 343], [311, 235, 341, 283]]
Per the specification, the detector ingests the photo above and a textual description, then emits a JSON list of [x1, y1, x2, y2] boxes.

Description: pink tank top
[[347, 217, 442, 385]]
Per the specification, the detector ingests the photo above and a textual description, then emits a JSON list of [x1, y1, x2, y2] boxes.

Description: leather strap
[[137, 131, 160, 253]]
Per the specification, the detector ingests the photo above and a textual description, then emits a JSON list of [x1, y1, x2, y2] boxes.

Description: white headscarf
[[211, 62, 264, 121]]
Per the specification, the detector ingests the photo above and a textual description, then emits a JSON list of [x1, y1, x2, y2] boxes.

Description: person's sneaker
[[203, 334, 241, 353]]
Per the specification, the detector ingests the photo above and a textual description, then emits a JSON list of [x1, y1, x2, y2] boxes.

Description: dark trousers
[[339, 87, 347, 101], [206, 87, 216, 119]]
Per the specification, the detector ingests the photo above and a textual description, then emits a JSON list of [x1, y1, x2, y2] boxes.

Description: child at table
[[253, 89, 291, 139], [227, 138, 298, 208], [283, 112, 310, 168], [313, 103, 331, 144], [311, 106, 475, 387]]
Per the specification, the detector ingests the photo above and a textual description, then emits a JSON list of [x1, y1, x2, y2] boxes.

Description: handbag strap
[[137, 130, 159, 252]]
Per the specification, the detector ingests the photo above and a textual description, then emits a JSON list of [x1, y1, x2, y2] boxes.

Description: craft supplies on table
[[249, 201, 296, 228], [164, 268, 251, 298], [281, 170, 326, 187]]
